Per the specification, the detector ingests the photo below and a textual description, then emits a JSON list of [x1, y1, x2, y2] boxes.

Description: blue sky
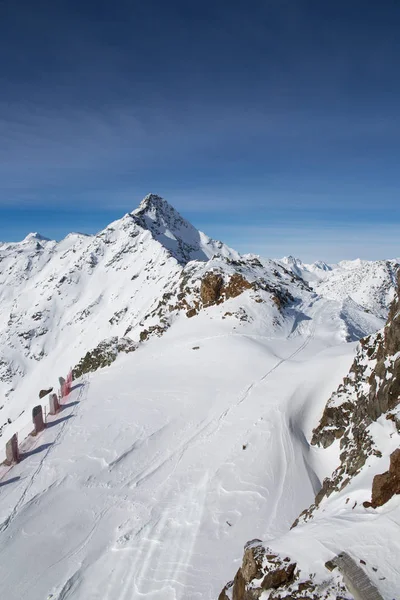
[[1, 0, 399, 262]]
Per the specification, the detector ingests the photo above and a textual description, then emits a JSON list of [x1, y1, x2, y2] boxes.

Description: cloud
[[1, 97, 399, 213]]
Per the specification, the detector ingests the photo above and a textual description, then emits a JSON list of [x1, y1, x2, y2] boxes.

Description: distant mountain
[[279, 255, 398, 318]]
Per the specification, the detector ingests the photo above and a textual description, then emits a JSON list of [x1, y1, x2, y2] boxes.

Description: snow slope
[[1, 195, 389, 444], [0, 195, 240, 433], [0, 293, 357, 600], [0, 195, 398, 599]]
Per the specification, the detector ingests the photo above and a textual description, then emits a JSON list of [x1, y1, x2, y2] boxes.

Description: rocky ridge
[[219, 276, 400, 599], [306, 271, 400, 513]]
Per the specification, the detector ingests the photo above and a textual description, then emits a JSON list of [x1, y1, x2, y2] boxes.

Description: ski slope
[[0, 297, 356, 600], [0, 196, 398, 599]]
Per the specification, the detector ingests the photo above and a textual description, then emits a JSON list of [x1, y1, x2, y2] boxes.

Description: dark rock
[[200, 273, 224, 306], [261, 562, 296, 590], [223, 274, 252, 300], [232, 568, 245, 600], [73, 336, 137, 379], [39, 387, 53, 399], [370, 448, 400, 507], [325, 560, 337, 572], [308, 271, 400, 509], [241, 544, 264, 583]]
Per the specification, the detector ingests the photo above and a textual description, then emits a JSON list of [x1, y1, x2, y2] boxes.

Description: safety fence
[[0, 370, 73, 467]]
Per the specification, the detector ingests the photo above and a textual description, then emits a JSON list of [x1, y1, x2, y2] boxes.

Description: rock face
[[224, 273, 253, 300], [72, 337, 137, 379], [200, 273, 224, 306], [219, 544, 349, 600], [308, 272, 400, 507], [368, 448, 400, 508], [200, 272, 254, 307]]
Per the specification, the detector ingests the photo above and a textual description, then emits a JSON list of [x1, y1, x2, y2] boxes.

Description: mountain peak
[[138, 193, 167, 210], [132, 193, 185, 227], [128, 194, 237, 264], [22, 232, 52, 243]]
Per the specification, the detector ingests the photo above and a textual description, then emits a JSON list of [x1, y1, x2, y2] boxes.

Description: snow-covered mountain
[[0, 195, 241, 429], [1, 195, 394, 441], [0, 195, 398, 600], [280, 255, 398, 318]]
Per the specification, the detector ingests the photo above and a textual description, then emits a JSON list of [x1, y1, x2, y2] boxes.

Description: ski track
[[101, 326, 318, 599], [0, 302, 356, 599]]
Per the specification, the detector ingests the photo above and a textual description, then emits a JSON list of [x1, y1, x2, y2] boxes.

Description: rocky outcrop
[[200, 273, 224, 306], [219, 543, 349, 600], [200, 272, 253, 307], [364, 448, 400, 508], [38, 387, 53, 399], [72, 337, 137, 379], [133, 258, 300, 348], [307, 272, 400, 508], [223, 273, 253, 300], [198, 270, 293, 312], [220, 276, 400, 600]]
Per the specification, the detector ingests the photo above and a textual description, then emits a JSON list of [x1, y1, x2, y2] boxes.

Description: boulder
[[261, 562, 296, 590], [371, 448, 400, 507]]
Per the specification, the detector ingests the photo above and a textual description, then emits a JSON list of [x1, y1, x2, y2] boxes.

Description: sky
[[0, 0, 399, 262]]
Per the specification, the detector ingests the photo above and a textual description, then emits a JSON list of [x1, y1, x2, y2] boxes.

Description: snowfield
[[0, 298, 357, 600], [0, 195, 398, 599]]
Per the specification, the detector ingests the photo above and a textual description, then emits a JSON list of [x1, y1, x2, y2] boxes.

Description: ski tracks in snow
[[216, 319, 316, 429], [104, 472, 209, 600]]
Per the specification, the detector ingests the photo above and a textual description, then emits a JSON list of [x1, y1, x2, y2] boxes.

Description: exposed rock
[[232, 568, 246, 600], [242, 542, 265, 583], [139, 325, 165, 342], [223, 273, 252, 299], [200, 273, 224, 306], [221, 545, 350, 600], [72, 337, 137, 379], [308, 272, 400, 510], [261, 562, 296, 590], [369, 448, 400, 508], [38, 387, 53, 399]]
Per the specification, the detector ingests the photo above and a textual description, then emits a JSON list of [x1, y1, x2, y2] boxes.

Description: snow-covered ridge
[[0, 196, 399, 600], [279, 254, 399, 318], [130, 193, 239, 263], [0, 196, 397, 442], [220, 276, 400, 600]]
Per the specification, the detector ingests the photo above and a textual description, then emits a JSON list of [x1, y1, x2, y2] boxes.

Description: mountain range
[[0, 194, 398, 600]]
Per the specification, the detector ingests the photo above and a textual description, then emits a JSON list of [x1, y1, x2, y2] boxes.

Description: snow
[[0, 195, 398, 599], [0, 294, 362, 600], [279, 255, 399, 319]]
